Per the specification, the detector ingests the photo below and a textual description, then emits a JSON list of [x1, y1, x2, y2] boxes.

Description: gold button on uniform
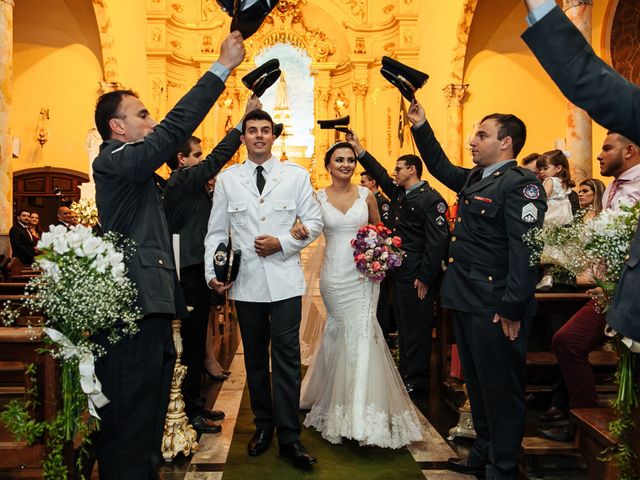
[[449, 257, 454, 263], [481, 209, 486, 214], [488, 276, 493, 281], [464, 200, 469, 205], [457, 217, 462, 223], [159, 259, 163, 265], [451, 236, 457, 242], [625, 254, 630, 261]]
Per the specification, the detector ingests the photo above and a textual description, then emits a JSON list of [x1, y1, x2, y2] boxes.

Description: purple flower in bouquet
[[350, 223, 405, 283]]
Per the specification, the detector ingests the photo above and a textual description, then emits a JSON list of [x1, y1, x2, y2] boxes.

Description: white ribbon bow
[[43, 327, 110, 419]]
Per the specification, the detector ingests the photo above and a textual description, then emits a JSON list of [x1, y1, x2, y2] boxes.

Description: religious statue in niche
[[201, 35, 214, 53], [85, 128, 102, 181], [354, 37, 366, 54], [334, 91, 350, 118]]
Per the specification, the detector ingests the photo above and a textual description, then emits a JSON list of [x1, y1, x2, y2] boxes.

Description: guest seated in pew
[[576, 178, 605, 222], [540, 132, 640, 441], [9, 209, 36, 267]]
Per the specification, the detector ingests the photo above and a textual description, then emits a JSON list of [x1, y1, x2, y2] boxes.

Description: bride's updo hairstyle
[[324, 141, 357, 169]]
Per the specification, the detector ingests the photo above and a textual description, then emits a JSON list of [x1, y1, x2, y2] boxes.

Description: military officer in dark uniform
[[408, 100, 546, 480], [360, 171, 391, 223], [347, 132, 449, 395]]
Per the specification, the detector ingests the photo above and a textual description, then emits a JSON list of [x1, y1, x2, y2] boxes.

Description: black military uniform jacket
[[374, 191, 392, 226], [412, 121, 546, 320], [358, 151, 449, 288], [93, 71, 226, 317], [163, 129, 242, 269]]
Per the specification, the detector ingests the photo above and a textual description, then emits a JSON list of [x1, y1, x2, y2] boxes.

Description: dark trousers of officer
[[453, 311, 530, 480], [179, 262, 211, 419], [391, 278, 435, 390], [95, 315, 176, 480], [376, 277, 396, 339], [235, 297, 302, 444]]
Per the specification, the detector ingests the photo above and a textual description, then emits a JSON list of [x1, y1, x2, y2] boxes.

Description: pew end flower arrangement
[[525, 201, 640, 478], [0, 224, 140, 479], [351, 223, 405, 283]]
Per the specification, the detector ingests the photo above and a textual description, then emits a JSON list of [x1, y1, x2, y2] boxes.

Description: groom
[[204, 109, 323, 468]]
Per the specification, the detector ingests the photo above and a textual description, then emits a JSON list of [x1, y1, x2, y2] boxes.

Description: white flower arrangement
[[0, 225, 141, 479], [524, 200, 640, 309], [69, 198, 99, 226]]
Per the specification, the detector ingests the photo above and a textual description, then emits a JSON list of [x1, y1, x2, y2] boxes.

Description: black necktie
[[256, 165, 266, 194]]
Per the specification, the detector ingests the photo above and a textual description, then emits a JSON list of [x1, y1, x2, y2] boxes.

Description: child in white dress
[[535, 149, 574, 290]]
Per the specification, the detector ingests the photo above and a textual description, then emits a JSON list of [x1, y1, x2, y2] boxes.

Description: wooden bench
[[0, 327, 72, 479], [571, 408, 619, 480], [520, 436, 578, 477]]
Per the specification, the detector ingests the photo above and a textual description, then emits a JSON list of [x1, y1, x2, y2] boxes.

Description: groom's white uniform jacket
[[204, 156, 323, 302]]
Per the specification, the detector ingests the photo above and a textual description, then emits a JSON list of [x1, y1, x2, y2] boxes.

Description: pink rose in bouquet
[[350, 223, 405, 283]]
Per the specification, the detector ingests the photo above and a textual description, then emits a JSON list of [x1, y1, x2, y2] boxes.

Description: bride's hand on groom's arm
[[290, 221, 309, 240]]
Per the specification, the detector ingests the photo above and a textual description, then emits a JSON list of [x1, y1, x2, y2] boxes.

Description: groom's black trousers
[[235, 296, 302, 444]]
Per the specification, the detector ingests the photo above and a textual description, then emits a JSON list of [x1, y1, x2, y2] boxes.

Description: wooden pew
[[0, 327, 72, 479], [571, 408, 619, 480]]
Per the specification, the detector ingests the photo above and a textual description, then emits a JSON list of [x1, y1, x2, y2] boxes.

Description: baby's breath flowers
[[0, 224, 140, 479]]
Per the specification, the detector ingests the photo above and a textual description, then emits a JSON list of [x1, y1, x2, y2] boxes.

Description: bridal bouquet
[[0, 224, 140, 479], [351, 223, 405, 283]]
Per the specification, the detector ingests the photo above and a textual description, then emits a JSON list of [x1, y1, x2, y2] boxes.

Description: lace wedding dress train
[[300, 186, 423, 449]]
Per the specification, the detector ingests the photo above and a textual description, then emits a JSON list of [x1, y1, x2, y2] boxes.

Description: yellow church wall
[[12, 0, 105, 176]]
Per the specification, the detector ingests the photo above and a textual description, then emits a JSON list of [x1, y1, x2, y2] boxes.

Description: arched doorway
[[13, 167, 89, 230]]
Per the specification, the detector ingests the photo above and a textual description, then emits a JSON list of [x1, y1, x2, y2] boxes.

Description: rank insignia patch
[[437, 202, 447, 214], [521, 202, 538, 223], [436, 215, 446, 226], [523, 184, 540, 200], [382, 204, 390, 212]]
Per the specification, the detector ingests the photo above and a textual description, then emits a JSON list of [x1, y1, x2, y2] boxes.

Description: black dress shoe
[[539, 406, 568, 422], [191, 415, 222, 434], [200, 408, 225, 421], [446, 457, 486, 477], [248, 429, 273, 456], [539, 426, 574, 442], [279, 441, 317, 469]]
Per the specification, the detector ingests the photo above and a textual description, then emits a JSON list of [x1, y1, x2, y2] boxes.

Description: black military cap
[[242, 59, 281, 97], [317, 115, 351, 134], [274, 123, 284, 139], [217, 0, 277, 39], [380, 56, 429, 101]]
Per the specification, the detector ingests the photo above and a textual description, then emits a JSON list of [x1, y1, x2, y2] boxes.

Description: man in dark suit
[[9, 209, 35, 266], [54, 205, 73, 230], [163, 95, 259, 434], [91, 32, 245, 480], [348, 133, 449, 395], [408, 101, 546, 479]]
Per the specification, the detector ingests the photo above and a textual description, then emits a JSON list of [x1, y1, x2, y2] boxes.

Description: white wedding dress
[[300, 186, 423, 449]]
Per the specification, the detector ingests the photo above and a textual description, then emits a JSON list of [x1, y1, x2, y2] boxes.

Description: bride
[[293, 141, 423, 449]]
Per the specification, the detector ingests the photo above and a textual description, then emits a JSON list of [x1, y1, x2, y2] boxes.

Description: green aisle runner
[[223, 387, 424, 480]]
